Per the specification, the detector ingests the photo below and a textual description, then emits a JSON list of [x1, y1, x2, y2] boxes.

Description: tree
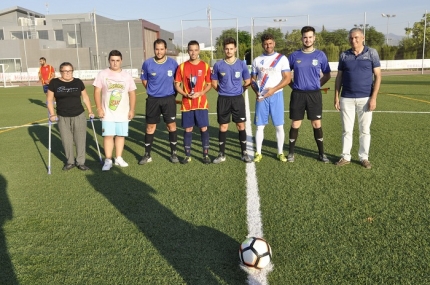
[[407, 13, 430, 59], [284, 29, 302, 55], [254, 28, 286, 51], [363, 26, 385, 47], [214, 29, 251, 59]]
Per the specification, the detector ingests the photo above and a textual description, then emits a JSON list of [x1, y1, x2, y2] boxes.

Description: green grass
[[0, 75, 429, 284]]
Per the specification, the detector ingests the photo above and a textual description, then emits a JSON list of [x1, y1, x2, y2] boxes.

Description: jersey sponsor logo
[[167, 70, 173, 77], [312, 59, 318, 66], [235, 71, 241, 78]]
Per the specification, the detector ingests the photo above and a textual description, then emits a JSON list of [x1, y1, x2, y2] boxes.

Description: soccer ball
[[239, 237, 272, 269]]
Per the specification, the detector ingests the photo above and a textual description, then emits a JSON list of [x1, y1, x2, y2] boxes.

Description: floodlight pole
[[21, 26, 30, 86], [381, 13, 396, 45], [422, 10, 427, 75], [128, 22, 133, 72], [74, 24, 81, 78]]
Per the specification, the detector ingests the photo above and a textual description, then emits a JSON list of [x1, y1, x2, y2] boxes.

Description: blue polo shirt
[[211, 59, 250, 96], [338, 46, 380, 98], [289, 49, 331, 91], [141, 57, 178, 97]]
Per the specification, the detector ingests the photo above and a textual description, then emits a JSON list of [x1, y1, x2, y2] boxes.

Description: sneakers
[[202, 155, 211, 164], [169, 151, 179, 163], [253, 153, 263, 163], [102, 159, 113, 171], [213, 153, 226, 164], [361, 159, 372, 169], [277, 153, 287, 162], [287, 153, 295, 163], [76, 164, 90, 171], [139, 153, 152, 165], [114, 156, 129, 167], [335, 157, 350, 166], [318, 154, 330, 164], [241, 152, 252, 163], [62, 163, 75, 171], [182, 156, 192, 164]]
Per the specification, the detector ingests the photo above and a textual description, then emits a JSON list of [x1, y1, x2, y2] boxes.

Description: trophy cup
[[251, 79, 265, 100], [189, 75, 197, 96]]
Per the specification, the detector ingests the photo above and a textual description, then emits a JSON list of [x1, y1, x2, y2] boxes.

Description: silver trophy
[[189, 75, 197, 95], [251, 79, 265, 100]]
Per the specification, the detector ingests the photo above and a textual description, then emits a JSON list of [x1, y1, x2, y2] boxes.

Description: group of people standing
[[42, 25, 380, 172]]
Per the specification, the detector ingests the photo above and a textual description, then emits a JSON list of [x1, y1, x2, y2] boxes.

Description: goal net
[[0, 64, 19, 88]]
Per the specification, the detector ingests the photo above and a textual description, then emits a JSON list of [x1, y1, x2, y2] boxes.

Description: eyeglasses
[[60, 70, 73, 73]]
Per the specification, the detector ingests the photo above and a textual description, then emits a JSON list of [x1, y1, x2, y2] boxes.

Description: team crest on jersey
[[167, 70, 173, 77], [198, 70, 202, 76], [221, 72, 226, 77], [312, 59, 318, 66], [235, 71, 240, 78]]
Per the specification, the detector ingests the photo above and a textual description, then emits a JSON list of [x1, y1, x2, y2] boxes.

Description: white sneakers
[[102, 157, 128, 171], [114, 156, 129, 167], [102, 159, 113, 171]]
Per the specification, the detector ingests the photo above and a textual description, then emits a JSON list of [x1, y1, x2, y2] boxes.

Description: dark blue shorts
[[181, 109, 209, 128], [43, 85, 49, 94]]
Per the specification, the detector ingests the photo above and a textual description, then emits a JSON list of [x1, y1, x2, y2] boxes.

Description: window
[[38, 30, 49, 40], [54, 30, 64, 41]]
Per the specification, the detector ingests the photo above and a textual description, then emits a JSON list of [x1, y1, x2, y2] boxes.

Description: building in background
[[0, 6, 176, 75]]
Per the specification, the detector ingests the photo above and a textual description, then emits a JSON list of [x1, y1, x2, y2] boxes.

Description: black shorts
[[145, 95, 177, 124], [289, 90, 323, 121], [217, 95, 246, 124]]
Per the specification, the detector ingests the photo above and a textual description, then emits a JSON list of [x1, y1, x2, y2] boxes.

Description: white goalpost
[[0, 64, 19, 88]]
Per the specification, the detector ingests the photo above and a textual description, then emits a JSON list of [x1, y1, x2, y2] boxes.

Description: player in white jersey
[[251, 33, 291, 162]]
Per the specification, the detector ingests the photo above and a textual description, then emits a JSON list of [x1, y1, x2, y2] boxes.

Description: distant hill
[[172, 26, 403, 47]]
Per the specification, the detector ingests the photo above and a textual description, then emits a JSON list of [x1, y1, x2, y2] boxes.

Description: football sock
[[313, 127, 324, 155], [169, 130, 177, 154], [201, 129, 209, 156], [184, 131, 192, 157], [218, 131, 227, 155], [275, 125, 285, 154], [255, 125, 265, 154], [289, 127, 299, 154], [144, 133, 154, 155], [238, 130, 247, 153]]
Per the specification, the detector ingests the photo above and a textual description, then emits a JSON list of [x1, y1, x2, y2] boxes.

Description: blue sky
[[2, 0, 429, 37]]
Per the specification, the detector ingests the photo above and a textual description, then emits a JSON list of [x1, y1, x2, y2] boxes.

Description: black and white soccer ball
[[239, 237, 272, 269]]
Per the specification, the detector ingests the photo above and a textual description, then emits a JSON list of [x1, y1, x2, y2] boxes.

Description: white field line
[[2, 110, 429, 131], [243, 90, 271, 285]]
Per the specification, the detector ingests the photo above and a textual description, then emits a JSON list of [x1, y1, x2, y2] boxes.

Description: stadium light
[[381, 13, 396, 45], [273, 18, 287, 29], [251, 15, 308, 63]]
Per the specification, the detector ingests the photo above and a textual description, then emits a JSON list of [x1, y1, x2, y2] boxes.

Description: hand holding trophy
[[251, 78, 265, 100], [189, 75, 197, 98]]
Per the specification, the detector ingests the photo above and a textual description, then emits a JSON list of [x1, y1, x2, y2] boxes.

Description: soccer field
[[0, 74, 429, 284]]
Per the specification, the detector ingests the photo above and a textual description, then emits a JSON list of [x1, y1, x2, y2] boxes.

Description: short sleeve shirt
[[93, 68, 137, 122]]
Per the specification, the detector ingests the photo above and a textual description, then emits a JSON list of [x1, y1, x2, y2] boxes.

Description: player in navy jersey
[[139, 39, 179, 164], [251, 33, 291, 163], [287, 26, 331, 163], [211, 37, 252, 164]]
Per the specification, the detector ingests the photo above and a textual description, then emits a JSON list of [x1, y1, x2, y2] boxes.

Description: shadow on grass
[[0, 175, 19, 285], [126, 118, 249, 163], [87, 168, 246, 284], [28, 98, 47, 108]]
